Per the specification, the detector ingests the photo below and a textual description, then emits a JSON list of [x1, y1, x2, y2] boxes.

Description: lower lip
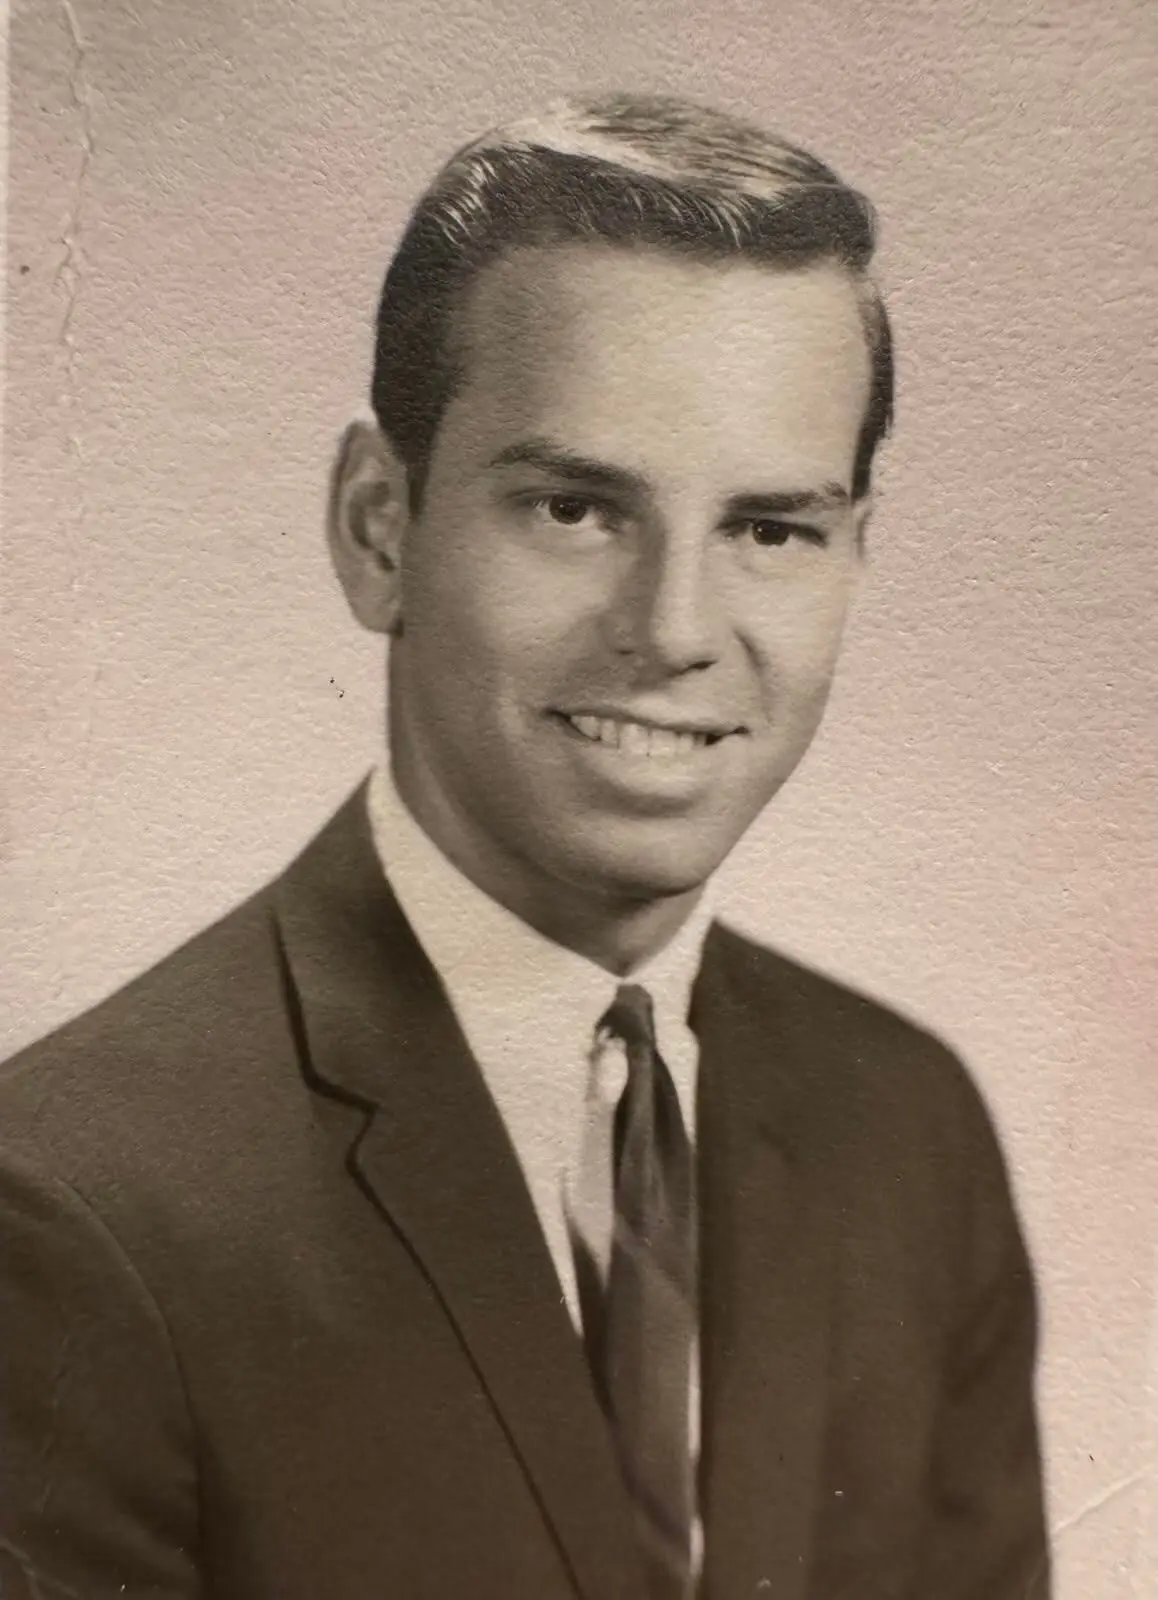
[[549, 713, 736, 803]]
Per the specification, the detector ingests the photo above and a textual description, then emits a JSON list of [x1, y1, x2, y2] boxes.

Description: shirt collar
[[364, 763, 714, 1055]]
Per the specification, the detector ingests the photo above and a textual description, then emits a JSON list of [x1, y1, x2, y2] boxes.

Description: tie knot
[[601, 984, 657, 1052]]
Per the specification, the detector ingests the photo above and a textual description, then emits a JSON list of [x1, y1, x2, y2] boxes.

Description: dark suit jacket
[[0, 791, 1049, 1599]]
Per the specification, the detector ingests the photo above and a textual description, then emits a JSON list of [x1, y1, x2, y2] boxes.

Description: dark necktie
[[578, 983, 697, 1599]]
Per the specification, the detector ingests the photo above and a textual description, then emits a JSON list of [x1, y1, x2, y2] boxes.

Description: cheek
[[741, 578, 854, 689], [410, 545, 579, 697], [405, 529, 505, 660]]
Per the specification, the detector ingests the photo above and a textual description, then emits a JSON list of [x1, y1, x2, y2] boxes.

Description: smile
[[556, 712, 730, 759]]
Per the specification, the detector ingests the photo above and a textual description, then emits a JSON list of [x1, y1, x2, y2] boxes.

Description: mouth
[[552, 710, 739, 760]]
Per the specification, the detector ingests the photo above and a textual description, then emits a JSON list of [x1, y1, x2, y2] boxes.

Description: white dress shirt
[[365, 762, 713, 1326]]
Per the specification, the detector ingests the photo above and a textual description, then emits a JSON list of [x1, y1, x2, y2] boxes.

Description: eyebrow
[[487, 439, 651, 499], [485, 437, 850, 516]]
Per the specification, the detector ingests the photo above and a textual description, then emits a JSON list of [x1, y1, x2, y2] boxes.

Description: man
[[0, 94, 1049, 1598]]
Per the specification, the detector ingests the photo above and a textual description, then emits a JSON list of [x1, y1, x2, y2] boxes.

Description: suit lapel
[[694, 927, 838, 1600], [273, 790, 644, 1600]]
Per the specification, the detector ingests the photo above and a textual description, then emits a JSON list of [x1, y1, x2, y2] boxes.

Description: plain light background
[[3, 0, 1155, 1593]]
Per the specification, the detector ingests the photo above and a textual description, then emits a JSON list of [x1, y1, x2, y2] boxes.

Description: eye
[[742, 519, 826, 549], [521, 493, 624, 538], [541, 494, 596, 526]]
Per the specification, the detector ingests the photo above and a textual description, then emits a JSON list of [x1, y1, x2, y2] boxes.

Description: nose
[[605, 531, 727, 676]]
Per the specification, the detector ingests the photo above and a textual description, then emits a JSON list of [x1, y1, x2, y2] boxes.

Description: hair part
[[371, 93, 894, 511]]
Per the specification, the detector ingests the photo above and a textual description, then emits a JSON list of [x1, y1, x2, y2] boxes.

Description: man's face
[[385, 244, 871, 908]]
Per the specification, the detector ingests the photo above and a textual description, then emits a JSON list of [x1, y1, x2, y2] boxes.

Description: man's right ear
[[326, 419, 411, 637]]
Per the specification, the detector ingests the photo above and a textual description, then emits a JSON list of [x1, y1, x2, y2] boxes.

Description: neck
[[506, 883, 703, 977], [387, 746, 704, 978]]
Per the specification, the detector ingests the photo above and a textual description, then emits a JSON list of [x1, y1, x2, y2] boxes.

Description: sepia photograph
[[2, 2, 1153, 1597]]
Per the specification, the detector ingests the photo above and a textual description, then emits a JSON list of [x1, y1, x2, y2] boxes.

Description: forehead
[[443, 242, 872, 482]]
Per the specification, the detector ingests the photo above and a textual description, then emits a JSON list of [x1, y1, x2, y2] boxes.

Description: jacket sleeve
[[0, 1145, 202, 1599], [914, 1066, 1052, 1599]]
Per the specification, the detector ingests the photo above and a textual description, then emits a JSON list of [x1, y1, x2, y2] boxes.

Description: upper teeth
[[566, 714, 711, 758]]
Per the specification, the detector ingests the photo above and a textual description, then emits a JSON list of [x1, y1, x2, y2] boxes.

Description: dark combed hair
[[371, 93, 894, 510]]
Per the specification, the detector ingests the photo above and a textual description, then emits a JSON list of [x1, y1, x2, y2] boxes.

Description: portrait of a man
[[0, 88, 1057, 1599]]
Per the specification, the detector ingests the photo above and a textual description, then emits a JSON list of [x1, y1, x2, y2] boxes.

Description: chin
[[557, 825, 732, 904]]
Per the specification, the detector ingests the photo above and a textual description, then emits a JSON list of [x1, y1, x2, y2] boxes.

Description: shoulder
[[0, 882, 294, 1198], [704, 923, 1031, 1311], [704, 919, 1006, 1170], [707, 917, 951, 1056]]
